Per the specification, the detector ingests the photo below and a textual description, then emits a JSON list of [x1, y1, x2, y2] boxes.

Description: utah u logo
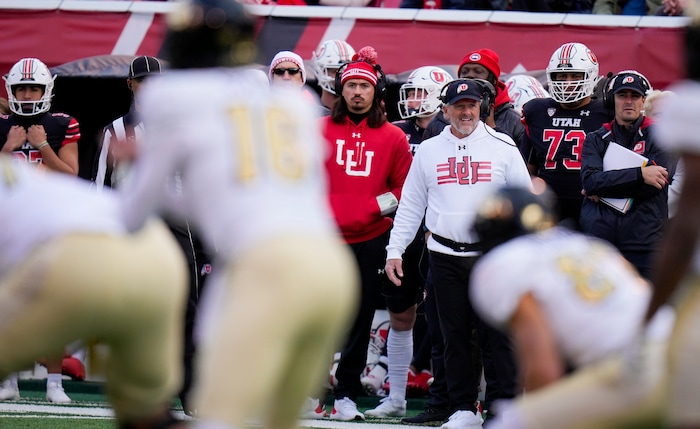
[[432, 71, 448, 83], [335, 139, 375, 177], [436, 156, 492, 185]]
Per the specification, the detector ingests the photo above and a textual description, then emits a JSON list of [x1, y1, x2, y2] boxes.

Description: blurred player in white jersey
[[469, 186, 674, 429], [0, 157, 188, 429], [117, 1, 359, 429], [644, 5, 700, 427]]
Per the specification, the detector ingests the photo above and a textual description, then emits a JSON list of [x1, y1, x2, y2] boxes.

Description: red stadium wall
[[0, 2, 688, 90]]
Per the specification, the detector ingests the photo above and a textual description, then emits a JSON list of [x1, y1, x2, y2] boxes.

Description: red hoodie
[[322, 115, 412, 244]]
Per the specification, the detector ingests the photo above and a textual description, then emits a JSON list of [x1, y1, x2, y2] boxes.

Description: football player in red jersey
[[520, 42, 612, 230], [0, 57, 79, 175]]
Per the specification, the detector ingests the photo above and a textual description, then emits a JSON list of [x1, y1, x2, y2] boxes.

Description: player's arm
[[54, 143, 79, 176], [509, 292, 566, 391], [646, 151, 700, 322]]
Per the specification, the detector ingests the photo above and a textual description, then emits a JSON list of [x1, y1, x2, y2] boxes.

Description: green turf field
[[0, 380, 431, 429]]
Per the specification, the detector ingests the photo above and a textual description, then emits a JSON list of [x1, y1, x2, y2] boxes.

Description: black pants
[[428, 251, 519, 412], [423, 270, 450, 408], [167, 222, 212, 413], [333, 233, 387, 401]]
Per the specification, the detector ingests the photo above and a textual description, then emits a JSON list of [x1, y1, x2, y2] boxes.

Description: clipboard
[[600, 143, 648, 214]]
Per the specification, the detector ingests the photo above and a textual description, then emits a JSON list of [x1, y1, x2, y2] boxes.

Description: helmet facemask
[[398, 84, 439, 119], [547, 70, 596, 104], [397, 66, 453, 120], [546, 43, 599, 104]]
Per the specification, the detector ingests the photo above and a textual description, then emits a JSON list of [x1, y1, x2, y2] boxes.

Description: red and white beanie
[[340, 46, 379, 86], [268, 50, 306, 84], [458, 48, 501, 79]]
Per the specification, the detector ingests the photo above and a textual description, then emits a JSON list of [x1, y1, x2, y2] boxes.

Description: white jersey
[[120, 68, 337, 259], [654, 80, 700, 273], [471, 227, 651, 368], [0, 158, 125, 278], [387, 122, 532, 259]]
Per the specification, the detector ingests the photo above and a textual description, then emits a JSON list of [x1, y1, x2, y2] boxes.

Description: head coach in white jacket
[[385, 79, 532, 429]]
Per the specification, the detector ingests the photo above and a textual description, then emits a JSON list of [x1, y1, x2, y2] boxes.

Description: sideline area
[[0, 380, 432, 428]]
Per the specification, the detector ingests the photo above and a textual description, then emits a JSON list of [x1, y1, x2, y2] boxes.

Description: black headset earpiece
[[374, 64, 387, 101], [334, 62, 349, 96], [334, 61, 387, 100], [603, 73, 618, 110], [472, 78, 496, 121], [438, 81, 451, 105]]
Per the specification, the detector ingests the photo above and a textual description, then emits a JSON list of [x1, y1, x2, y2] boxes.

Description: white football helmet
[[4, 57, 55, 116], [311, 39, 355, 95], [546, 42, 599, 104], [505, 74, 550, 112], [398, 66, 453, 119]]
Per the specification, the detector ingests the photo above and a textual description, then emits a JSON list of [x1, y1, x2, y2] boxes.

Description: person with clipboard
[[580, 70, 673, 279]]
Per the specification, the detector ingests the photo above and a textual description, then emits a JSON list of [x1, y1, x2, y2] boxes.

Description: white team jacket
[[387, 121, 532, 259]]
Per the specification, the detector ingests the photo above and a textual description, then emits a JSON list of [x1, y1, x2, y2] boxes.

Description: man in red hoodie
[[321, 46, 413, 421]]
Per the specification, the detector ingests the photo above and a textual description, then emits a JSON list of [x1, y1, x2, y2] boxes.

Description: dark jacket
[[580, 116, 671, 252]]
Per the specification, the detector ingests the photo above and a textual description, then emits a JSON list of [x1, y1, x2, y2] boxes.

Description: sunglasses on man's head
[[273, 68, 301, 76]]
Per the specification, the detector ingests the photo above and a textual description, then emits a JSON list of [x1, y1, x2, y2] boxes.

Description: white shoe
[[440, 410, 484, 429], [329, 397, 364, 421], [0, 379, 19, 401], [365, 396, 407, 418], [46, 382, 71, 404], [300, 397, 327, 419], [361, 355, 388, 396]]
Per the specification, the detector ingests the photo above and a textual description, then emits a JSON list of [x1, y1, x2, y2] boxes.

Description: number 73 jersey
[[521, 97, 611, 202]]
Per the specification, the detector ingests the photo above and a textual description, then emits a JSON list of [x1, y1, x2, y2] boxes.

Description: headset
[[602, 70, 652, 110], [438, 78, 495, 121], [334, 61, 387, 100], [472, 78, 496, 121]]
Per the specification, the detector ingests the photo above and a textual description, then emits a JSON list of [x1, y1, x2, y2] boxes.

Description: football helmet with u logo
[[398, 66, 453, 119], [311, 39, 355, 95], [546, 42, 599, 104], [505, 74, 550, 112], [4, 57, 55, 116]]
